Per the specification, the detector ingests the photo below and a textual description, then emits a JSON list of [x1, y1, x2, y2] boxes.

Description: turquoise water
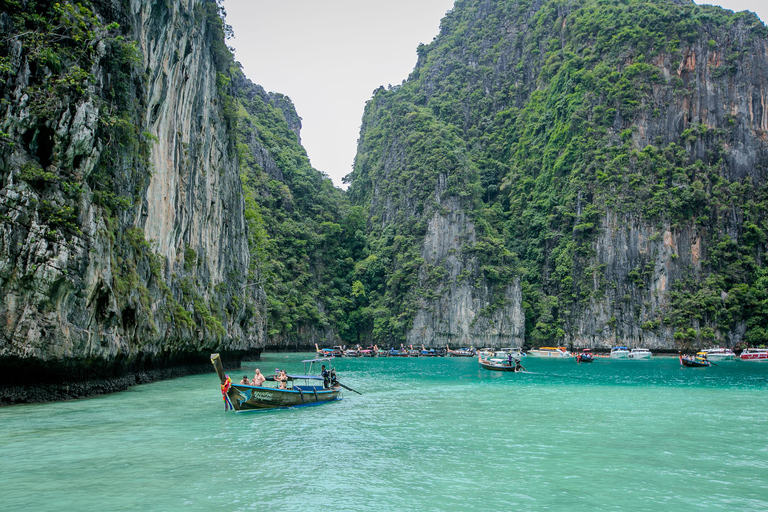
[[2, 354, 768, 511]]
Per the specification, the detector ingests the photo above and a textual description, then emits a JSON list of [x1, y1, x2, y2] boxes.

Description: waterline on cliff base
[[1, 354, 767, 511]]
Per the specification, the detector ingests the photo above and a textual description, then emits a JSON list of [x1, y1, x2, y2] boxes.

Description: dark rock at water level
[[0, 350, 258, 405]]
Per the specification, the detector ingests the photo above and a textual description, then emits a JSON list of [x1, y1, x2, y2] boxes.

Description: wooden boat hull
[[576, 355, 594, 363], [479, 361, 521, 372], [229, 384, 341, 410], [479, 356, 523, 372]]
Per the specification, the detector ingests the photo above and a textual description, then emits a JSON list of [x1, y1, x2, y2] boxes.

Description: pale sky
[[223, 0, 768, 189]]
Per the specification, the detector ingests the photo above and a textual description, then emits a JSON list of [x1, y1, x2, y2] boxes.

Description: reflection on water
[[1, 354, 767, 511]]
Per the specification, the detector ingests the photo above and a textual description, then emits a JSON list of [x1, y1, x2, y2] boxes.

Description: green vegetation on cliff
[[227, 72, 366, 345], [345, 0, 768, 347]]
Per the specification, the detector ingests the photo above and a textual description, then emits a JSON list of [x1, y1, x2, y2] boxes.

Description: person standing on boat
[[321, 365, 330, 389], [252, 369, 266, 387], [276, 370, 288, 390]]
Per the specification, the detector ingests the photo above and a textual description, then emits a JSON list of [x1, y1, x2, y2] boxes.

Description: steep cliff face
[[407, 197, 524, 347], [0, 0, 263, 399], [347, 0, 768, 350]]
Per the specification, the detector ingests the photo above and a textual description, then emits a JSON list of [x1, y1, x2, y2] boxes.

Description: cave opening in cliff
[[22, 126, 55, 170]]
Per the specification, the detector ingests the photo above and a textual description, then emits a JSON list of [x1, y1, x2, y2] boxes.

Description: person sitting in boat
[[240, 375, 250, 385], [252, 369, 266, 387], [321, 365, 330, 389]]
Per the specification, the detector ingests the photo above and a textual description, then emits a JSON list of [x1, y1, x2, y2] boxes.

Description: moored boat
[[609, 346, 630, 359], [478, 355, 525, 372], [360, 345, 377, 357], [315, 344, 335, 358], [211, 355, 342, 411], [628, 348, 652, 359], [494, 347, 526, 358], [447, 345, 477, 357], [679, 352, 711, 367], [699, 348, 736, 360], [575, 349, 594, 363], [420, 345, 439, 357], [344, 347, 361, 357], [739, 348, 768, 361], [527, 347, 571, 358]]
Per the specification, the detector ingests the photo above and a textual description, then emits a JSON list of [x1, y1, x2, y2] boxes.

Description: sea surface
[[2, 353, 768, 511]]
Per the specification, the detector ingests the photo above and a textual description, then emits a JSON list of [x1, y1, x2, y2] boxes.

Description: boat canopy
[[301, 358, 334, 363], [287, 374, 324, 381]]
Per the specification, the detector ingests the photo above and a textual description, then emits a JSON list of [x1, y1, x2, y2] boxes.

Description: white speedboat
[[527, 347, 571, 357], [700, 348, 736, 360], [740, 348, 768, 361], [609, 346, 630, 359], [494, 347, 526, 358], [628, 348, 652, 359]]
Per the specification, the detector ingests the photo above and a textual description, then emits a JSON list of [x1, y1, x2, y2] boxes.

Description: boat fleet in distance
[[315, 344, 768, 364]]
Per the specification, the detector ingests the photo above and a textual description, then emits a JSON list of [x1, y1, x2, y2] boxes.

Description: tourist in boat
[[276, 370, 288, 390], [252, 369, 266, 386], [321, 365, 330, 389], [240, 375, 250, 385]]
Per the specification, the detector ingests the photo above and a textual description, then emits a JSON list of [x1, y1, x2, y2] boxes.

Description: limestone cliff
[[0, 0, 264, 401], [347, 0, 768, 350]]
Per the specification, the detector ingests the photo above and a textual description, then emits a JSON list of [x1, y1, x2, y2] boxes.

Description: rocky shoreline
[[0, 351, 260, 406]]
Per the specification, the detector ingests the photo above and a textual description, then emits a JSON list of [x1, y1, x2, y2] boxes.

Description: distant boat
[[315, 344, 335, 358], [447, 345, 476, 357], [628, 348, 652, 359], [527, 347, 571, 358], [211, 354, 342, 411], [575, 349, 594, 363], [739, 348, 768, 361], [699, 348, 735, 360], [679, 352, 711, 367], [344, 347, 361, 357], [609, 346, 630, 359], [478, 355, 525, 372], [360, 345, 377, 357], [494, 347, 526, 358], [420, 345, 439, 357]]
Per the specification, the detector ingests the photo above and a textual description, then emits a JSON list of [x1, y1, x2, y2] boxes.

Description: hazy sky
[[224, 0, 768, 189]]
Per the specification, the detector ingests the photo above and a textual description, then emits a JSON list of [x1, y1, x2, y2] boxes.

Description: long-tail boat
[[679, 352, 711, 367], [211, 354, 342, 411], [478, 355, 525, 372], [575, 349, 595, 363], [447, 345, 477, 357]]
